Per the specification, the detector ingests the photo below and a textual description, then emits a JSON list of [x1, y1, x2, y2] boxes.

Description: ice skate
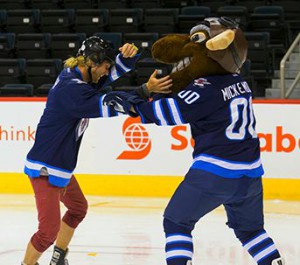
[[272, 257, 285, 265], [49, 246, 69, 265]]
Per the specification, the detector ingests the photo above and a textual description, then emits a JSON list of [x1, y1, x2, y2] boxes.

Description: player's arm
[[58, 81, 122, 119], [137, 83, 217, 125], [102, 43, 140, 86], [103, 85, 214, 125], [135, 96, 187, 125]]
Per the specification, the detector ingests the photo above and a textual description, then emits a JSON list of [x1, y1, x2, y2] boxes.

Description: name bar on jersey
[[222, 81, 251, 101]]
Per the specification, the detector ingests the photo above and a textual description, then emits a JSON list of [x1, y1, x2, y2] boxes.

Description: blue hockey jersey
[[24, 53, 139, 187], [135, 74, 264, 179]]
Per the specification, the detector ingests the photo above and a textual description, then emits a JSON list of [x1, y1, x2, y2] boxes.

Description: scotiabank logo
[[258, 126, 300, 152], [171, 125, 299, 153], [117, 117, 152, 160], [117, 120, 299, 160]]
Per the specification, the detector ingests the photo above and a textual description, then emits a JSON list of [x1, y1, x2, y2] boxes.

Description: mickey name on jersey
[[221, 81, 251, 101]]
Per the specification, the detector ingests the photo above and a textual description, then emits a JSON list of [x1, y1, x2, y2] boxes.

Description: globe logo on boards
[[124, 123, 150, 151], [117, 117, 152, 160]]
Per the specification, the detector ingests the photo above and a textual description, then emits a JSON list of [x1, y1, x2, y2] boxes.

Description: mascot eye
[[190, 32, 207, 43]]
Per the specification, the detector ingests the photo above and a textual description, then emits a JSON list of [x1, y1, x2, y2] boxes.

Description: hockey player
[[103, 17, 285, 265], [21, 36, 172, 265]]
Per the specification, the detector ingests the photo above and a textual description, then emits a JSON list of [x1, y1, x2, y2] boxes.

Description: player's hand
[[146, 70, 173, 94], [103, 91, 146, 117], [119, 43, 139, 58]]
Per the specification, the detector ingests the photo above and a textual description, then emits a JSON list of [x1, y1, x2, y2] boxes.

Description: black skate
[[49, 246, 69, 265]]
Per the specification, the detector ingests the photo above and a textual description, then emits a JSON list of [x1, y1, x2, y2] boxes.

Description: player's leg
[[21, 242, 41, 265], [22, 176, 62, 265], [163, 169, 226, 265], [48, 175, 88, 265], [224, 177, 283, 265]]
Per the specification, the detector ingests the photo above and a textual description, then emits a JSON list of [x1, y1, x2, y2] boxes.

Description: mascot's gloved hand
[[103, 91, 146, 117]]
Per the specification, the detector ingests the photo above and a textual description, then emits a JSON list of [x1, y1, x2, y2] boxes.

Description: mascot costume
[[104, 17, 284, 265]]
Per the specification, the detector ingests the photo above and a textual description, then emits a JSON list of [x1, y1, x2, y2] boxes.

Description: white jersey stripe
[[115, 53, 131, 72], [25, 159, 72, 179], [166, 249, 193, 259], [194, 154, 262, 170], [109, 66, 119, 81], [166, 235, 193, 244], [154, 100, 168, 125], [243, 233, 268, 251], [166, 98, 184, 125], [254, 244, 276, 262]]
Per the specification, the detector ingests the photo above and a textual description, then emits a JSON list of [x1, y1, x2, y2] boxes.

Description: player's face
[[90, 61, 112, 83]]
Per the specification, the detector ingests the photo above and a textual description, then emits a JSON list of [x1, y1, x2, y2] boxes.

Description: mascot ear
[[206, 29, 235, 51]]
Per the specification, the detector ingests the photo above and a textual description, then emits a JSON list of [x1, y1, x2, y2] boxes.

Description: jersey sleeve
[[56, 80, 121, 119], [102, 53, 140, 87], [135, 85, 215, 126]]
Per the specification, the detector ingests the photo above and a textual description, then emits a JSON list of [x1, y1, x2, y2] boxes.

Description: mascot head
[[151, 17, 248, 93]]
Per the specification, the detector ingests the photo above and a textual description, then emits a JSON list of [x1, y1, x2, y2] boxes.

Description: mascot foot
[[206, 29, 235, 51]]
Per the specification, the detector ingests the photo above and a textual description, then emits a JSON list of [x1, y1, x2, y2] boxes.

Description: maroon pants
[[29, 175, 88, 252]]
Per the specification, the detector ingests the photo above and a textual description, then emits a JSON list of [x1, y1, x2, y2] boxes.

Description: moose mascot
[[104, 17, 284, 265]]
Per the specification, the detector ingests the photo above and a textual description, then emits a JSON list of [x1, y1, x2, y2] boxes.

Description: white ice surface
[[0, 195, 299, 265]]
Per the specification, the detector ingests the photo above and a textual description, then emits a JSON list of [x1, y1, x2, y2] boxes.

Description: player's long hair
[[64, 56, 93, 69]]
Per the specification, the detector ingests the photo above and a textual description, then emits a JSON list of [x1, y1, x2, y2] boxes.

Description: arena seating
[[0, 0, 298, 97]]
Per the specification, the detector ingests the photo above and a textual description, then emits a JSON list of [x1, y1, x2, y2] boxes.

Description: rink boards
[[0, 98, 299, 200]]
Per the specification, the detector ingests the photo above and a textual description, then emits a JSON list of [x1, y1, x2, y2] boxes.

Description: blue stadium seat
[[144, 8, 178, 34], [217, 5, 249, 30], [6, 9, 40, 34], [161, 0, 195, 8], [130, 0, 161, 8], [35, 83, 53, 96], [74, 9, 109, 36], [244, 32, 272, 96], [234, 0, 268, 12], [178, 6, 211, 33], [248, 6, 291, 49], [50, 33, 86, 60], [0, 33, 15, 58], [0, 58, 26, 86], [25, 58, 62, 88], [123, 32, 159, 59], [197, 0, 230, 15], [97, 0, 129, 9], [0, 0, 30, 9], [0, 83, 33, 96], [109, 8, 143, 33], [63, 0, 93, 9], [240, 59, 257, 95], [31, 0, 63, 9], [16, 33, 51, 59], [40, 9, 75, 33], [0, 9, 6, 33]]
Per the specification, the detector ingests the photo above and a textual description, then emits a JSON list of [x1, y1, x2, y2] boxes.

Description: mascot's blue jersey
[[136, 73, 264, 179], [24, 53, 138, 187]]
